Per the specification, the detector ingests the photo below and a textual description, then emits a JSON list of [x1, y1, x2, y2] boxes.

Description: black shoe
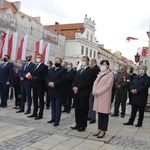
[[78, 127, 86, 132], [2, 105, 7, 108], [61, 110, 67, 113], [111, 114, 118, 117], [47, 119, 55, 123], [35, 116, 43, 120], [123, 121, 133, 125], [87, 118, 92, 121], [46, 106, 50, 109], [27, 114, 37, 118], [53, 122, 59, 126], [135, 123, 142, 127], [97, 132, 106, 138], [89, 120, 96, 124], [93, 131, 101, 136], [24, 110, 31, 115], [16, 110, 24, 113], [121, 115, 124, 118], [0, 104, 3, 107], [70, 125, 79, 130], [66, 111, 70, 113]]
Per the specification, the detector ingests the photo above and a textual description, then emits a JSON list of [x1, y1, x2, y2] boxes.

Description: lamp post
[[134, 52, 140, 74], [146, 31, 150, 76]]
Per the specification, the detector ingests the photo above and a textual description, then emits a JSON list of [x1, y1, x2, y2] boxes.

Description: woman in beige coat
[[92, 60, 114, 138]]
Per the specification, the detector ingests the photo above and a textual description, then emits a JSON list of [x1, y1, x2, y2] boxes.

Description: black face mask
[[3, 58, 7, 62], [55, 63, 61, 67], [130, 70, 133, 73]]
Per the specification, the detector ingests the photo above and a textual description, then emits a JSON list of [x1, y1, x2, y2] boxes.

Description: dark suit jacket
[[73, 66, 92, 97], [115, 72, 130, 94], [0, 62, 13, 84], [64, 69, 77, 90], [20, 62, 35, 85], [130, 73, 150, 106], [32, 63, 48, 88], [46, 66, 67, 98], [90, 65, 100, 90]]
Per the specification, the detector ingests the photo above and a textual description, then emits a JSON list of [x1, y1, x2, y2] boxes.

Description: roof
[[46, 23, 85, 39], [3, 0, 18, 13]]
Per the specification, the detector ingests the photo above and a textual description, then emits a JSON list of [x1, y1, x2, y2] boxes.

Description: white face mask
[[81, 61, 87, 67], [36, 58, 41, 63], [100, 65, 107, 72], [67, 65, 71, 69]]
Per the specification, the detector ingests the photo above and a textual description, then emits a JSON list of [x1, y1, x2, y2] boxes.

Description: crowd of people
[[0, 54, 150, 139]]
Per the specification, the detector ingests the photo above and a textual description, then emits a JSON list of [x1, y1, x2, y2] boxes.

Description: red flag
[[35, 40, 43, 62], [42, 43, 50, 64], [142, 47, 148, 57], [126, 37, 138, 42]]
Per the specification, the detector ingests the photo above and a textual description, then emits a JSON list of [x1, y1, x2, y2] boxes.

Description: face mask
[[81, 61, 87, 67], [130, 70, 133, 73], [67, 65, 71, 69], [55, 63, 61, 67], [100, 66, 107, 72], [139, 69, 145, 75], [3, 58, 7, 62], [36, 58, 41, 63]]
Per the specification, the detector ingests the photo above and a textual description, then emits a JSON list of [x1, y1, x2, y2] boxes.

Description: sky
[[9, 0, 150, 61]]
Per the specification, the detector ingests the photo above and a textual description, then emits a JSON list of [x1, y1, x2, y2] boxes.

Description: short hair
[[48, 60, 53, 65], [4, 55, 10, 59], [55, 57, 62, 63], [91, 58, 97, 63], [37, 54, 43, 58], [83, 56, 90, 62], [100, 60, 110, 66]]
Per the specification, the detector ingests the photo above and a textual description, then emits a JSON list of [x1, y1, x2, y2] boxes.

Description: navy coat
[[130, 73, 150, 106]]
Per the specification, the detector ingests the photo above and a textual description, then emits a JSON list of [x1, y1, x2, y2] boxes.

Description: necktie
[[80, 68, 84, 75], [24, 63, 28, 71]]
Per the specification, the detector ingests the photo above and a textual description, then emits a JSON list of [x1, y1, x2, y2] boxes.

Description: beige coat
[[92, 69, 114, 114]]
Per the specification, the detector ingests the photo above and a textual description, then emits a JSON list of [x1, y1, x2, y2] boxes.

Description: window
[[90, 33, 93, 42], [90, 49, 92, 57], [81, 46, 84, 55], [94, 51, 96, 58], [87, 31, 89, 40], [86, 47, 88, 56]]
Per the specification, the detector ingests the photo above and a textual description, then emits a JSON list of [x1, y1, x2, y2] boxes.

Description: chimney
[[13, 1, 21, 11], [55, 22, 59, 25], [33, 17, 41, 23], [0, 0, 4, 9]]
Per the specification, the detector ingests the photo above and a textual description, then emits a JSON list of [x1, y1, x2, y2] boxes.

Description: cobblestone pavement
[[0, 99, 150, 150]]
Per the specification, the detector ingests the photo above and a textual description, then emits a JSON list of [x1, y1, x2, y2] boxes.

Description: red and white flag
[[0, 30, 9, 58], [8, 32, 18, 60], [126, 37, 138, 42], [35, 40, 43, 61], [137, 47, 148, 57], [43, 43, 50, 64], [17, 35, 28, 60]]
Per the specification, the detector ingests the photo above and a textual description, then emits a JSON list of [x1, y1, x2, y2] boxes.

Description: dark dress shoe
[[89, 120, 96, 124], [2, 105, 7, 108], [121, 115, 124, 118], [97, 132, 106, 138], [70, 125, 79, 130], [46, 106, 50, 109], [16, 110, 24, 113], [47, 119, 55, 123], [87, 118, 92, 121], [35, 116, 43, 120], [93, 131, 101, 136], [66, 111, 70, 113], [27, 114, 37, 118], [53, 122, 59, 126], [78, 127, 86, 132], [123, 121, 133, 125], [61, 110, 67, 113], [111, 114, 118, 117], [24, 110, 31, 115], [0, 104, 3, 107], [135, 123, 142, 127]]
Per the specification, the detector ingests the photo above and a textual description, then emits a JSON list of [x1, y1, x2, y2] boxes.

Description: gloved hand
[[6, 81, 10, 85]]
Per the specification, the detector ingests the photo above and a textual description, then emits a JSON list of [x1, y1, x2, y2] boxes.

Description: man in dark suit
[[63, 62, 76, 113], [71, 56, 92, 132], [47, 57, 67, 126], [0, 55, 13, 108], [28, 54, 48, 120], [46, 60, 53, 109], [88, 58, 100, 124], [17, 55, 35, 114], [124, 65, 150, 127], [111, 65, 130, 118], [127, 67, 137, 104]]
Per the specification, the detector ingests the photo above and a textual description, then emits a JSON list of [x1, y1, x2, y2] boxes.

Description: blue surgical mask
[[139, 69, 145, 75], [81, 61, 87, 67]]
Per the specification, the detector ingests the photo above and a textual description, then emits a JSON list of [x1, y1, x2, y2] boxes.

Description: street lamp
[[134, 52, 140, 63]]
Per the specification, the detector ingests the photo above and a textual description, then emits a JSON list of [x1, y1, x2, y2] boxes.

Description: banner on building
[[35, 40, 43, 61], [43, 43, 50, 64]]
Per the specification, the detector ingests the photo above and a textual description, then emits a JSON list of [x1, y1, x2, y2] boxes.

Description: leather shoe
[[16, 110, 24, 113], [93, 131, 101, 136], [27, 114, 37, 118], [35, 116, 43, 120], [123, 121, 133, 125], [89, 120, 96, 124], [121, 115, 124, 118], [78, 127, 86, 132], [47, 119, 55, 123], [135, 123, 142, 127], [53, 122, 59, 126], [24, 110, 31, 115], [111, 114, 118, 117], [61, 110, 67, 113], [70, 125, 79, 130], [97, 132, 106, 138]]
